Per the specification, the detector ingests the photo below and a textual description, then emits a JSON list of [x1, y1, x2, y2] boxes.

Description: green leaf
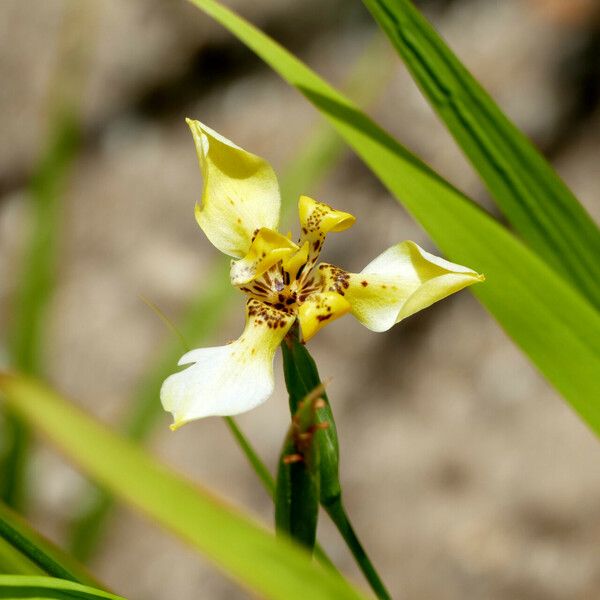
[[2, 111, 80, 510], [362, 0, 600, 308], [0, 503, 98, 586], [275, 388, 323, 551], [222, 417, 337, 572], [0, 576, 125, 600], [281, 333, 340, 507], [0, 538, 45, 576], [186, 0, 600, 434], [281, 333, 391, 600], [0, 375, 369, 600]]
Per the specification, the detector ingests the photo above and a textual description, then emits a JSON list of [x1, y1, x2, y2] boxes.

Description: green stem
[[324, 497, 391, 600], [281, 328, 392, 599], [0, 420, 30, 510], [224, 417, 337, 572], [224, 417, 274, 496]]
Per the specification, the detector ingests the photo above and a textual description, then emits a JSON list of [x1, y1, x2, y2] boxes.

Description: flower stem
[[223, 416, 337, 572], [224, 417, 274, 496], [281, 329, 392, 599], [324, 496, 391, 600]]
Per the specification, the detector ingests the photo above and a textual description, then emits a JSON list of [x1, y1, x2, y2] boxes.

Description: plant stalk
[[324, 497, 391, 600], [281, 327, 392, 599]]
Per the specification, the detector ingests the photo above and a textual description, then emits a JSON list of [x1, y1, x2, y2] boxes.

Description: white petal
[[161, 299, 295, 428]]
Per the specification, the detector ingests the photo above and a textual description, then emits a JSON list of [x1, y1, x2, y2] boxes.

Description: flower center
[[239, 258, 321, 314]]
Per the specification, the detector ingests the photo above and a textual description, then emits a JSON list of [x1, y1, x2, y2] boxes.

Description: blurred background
[[1, 0, 600, 598]]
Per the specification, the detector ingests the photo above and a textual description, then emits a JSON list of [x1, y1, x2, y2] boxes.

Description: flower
[[161, 120, 484, 429]]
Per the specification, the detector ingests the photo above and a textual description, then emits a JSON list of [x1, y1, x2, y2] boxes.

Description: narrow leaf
[[0, 576, 125, 600], [0, 375, 369, 600], [2, 112, 80, 510], [363, 0, 600, 307], [0, 538, 45, 576], [275, 387, 324, 551], [281, 333, 391, 600], [3, 0, 92, 508], [281, 334, 340, 507], [0, 502, 98, 586]]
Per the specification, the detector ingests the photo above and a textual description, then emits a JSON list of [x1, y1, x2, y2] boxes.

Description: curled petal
[[230, 228, 298, 286], [298, 291, 351, 342], [187, 119, 281, 258], [161, 299, 295, 428], [298, 196, 355, 265], [319, 241, 484, 332], [282, 241, 310, 281], [298, 195, 355, 236]]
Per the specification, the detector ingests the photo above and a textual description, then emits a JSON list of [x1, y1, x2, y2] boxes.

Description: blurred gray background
[[1, 0, 600, 598]]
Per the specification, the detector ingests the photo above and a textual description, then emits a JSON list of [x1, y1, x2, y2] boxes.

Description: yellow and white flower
[[161, 120, 484, 429]]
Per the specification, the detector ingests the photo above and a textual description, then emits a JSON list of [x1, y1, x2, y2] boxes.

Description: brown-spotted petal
[[161, 299, 295, 429], [319, 241, 484, 332]]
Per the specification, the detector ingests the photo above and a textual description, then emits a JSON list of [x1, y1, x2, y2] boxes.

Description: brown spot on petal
[[317, 313, 332, 322]]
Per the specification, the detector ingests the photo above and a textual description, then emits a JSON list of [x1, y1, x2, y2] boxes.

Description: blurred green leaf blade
[[362, 0, 600, 307], [0, 502, 98, 586], [2, 110, 81, 510], [0, 576, 125, 600], [186, 0, 600, 435], [0, 375, 369, 600], [0, 538, 46, 577]]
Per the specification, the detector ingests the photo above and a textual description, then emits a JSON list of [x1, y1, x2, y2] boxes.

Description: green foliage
[[0, 503, 98, 586], [0, 374, 368, 600], [187, 0, 600, 436], [7, 112, 79, 375], [0, 576, 124, 600], [281, 332, 340, 507], [224, 417, 337, 571], [0, 538, 45, 577], [281, 332, 391, 600], [3, 2, 600, 598], [363, 0, 600, 308], [1, 112, 80, 510], [275, 387, 323, 551]]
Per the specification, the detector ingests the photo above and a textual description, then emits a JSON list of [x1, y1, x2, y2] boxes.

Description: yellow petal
[[161, 299, 295, 428], [319, 241, 484, 332], [230, 228, 298, 286], [187, 119, 281, 258], [281, 241, 310, 281], [298, 291, 351, 342], [298, 196, 355, 265], [298, 195, 355, 237]]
